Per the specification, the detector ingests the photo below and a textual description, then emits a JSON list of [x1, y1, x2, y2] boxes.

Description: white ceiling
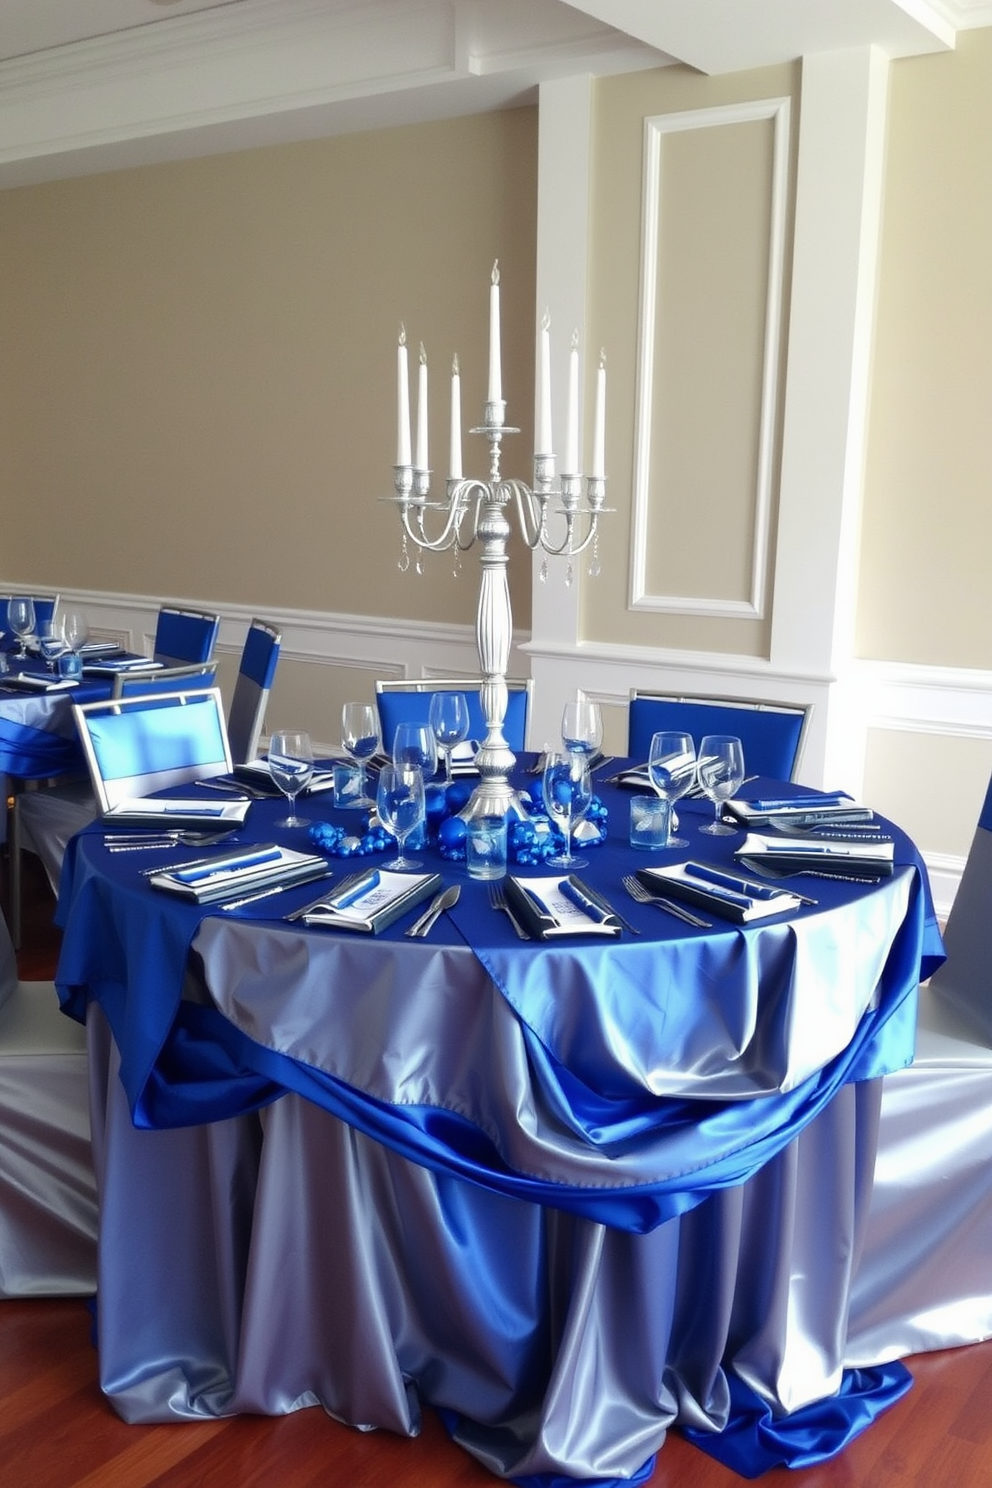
[[1, 0, 990, 188]]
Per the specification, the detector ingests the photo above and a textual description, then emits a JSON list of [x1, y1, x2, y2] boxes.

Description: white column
[[770, 47, 890, 786]]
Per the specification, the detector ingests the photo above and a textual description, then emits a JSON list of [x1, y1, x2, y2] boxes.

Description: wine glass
[[561, 698, 603, 759], [647, 731, 696, 849], [61, 608, 89, 654], [541, 749, 593, 870], [268, 729, 314, 827], [376, 763, 426, 870], [391, 720, 438, 778], [341, 702, 380, 808], [696, 734, 745, 836], [429, 692, 470, 783], [8, 597, 36, 660]]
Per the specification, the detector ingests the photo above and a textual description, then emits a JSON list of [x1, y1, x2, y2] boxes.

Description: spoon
[[405, 884, 460, 938]]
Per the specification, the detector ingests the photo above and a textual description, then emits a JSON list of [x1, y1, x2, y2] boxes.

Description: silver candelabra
[[390, 393, 608, 820]]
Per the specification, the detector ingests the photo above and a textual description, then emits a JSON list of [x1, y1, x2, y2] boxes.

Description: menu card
[[101, 797, 250, 830], [723, 793, 873, 829], [505, 875, 622, 938], [300, 868, 441, 934], [636, 862, 804, 922], [149, 843, 330, 904], [4, 672, 79, 692], [736, 828, 895, 880]]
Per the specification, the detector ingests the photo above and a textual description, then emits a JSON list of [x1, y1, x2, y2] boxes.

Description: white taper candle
[[488, 260, 502, 404], [537, 309, 552, 456], [416, 342, 429, 470], [396, 326, 411, 467], [450, 354, 463, 480]]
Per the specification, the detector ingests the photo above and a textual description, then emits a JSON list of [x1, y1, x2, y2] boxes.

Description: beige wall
[[859, 27, 992, 668], [0, 108, 537, 631]]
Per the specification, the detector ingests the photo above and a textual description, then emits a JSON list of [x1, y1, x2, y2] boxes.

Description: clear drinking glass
[[341, 702, 380, 809], [561, 698, 603, 759], [61, 608, 89, 654], [8, 597, 36, 659], [429, 692, 470, 783], [647, 730, 697, 849], [697, 734, 745, 836], [376, 763, 426, 870], [268, 729, 314, 827], [391, 721, 438, 779], [541, 749, 593, 870]]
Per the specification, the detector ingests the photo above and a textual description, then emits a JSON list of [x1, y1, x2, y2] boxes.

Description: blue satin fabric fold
[[0, 714, 85, 778], [682, 1362, 913, 1475]]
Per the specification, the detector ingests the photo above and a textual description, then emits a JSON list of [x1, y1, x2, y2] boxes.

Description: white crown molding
[[0, 0, 666, 186]]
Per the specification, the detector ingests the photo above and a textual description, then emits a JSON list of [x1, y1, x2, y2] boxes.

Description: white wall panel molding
[[3, 583, 524, 680], [629, 97, 790, 620]]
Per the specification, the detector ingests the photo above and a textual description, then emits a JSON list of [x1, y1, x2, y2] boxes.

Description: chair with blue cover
[[0, 593, 60, 636], [153, 606, 220, 666], [626, 691, 812, 782], [16, 666, 221, 899], [227, 619, 281, 765], [375, 677, 533, 758], [0, 906, 97, 1297], [15, 664, 216, 871]]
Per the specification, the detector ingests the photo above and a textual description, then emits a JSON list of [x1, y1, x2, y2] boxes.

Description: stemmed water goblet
[[647, 730, 696, 849], [341, 702, 380, 808], [268, 729, 314, 828], [541, 749, 593, 870], [561, 698, 603, 760], [391, 720, 438, 779], [61, 608, 89, 655], [376, 763, 426, 870], [8, 597, 36, 660], [429, 692, 470, 783], [696, 734, 745, 836]]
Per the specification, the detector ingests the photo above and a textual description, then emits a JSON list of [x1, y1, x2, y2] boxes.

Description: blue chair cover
[[152, 608, 219, 666], [377, 685, 529, 755], [239, 621, 280, 690], [79, 690, 230, 808], [0, 595, 59, 639], [627, 698, 807, 781]]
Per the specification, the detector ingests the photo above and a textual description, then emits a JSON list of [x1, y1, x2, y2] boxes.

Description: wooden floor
[[4, 854, 992, 1487]]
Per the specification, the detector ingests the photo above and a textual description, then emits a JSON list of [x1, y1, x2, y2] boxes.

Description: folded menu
[[723, 793, 873, 828], [149, 843, 330, 904], [736, 829, 894, 879], [82, 657, 163, 675], [216, 759, 337, 796], [3, 671, 79, 692], [100, 796, 251, 830], [299, 868, 441, 934], [504, 874, 622, 938], [636, 862, 804, 922]]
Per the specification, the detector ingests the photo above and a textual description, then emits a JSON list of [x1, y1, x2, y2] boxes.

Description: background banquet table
[[55, 772, 943, 1484]]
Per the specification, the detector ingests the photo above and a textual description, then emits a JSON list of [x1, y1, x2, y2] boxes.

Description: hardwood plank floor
[[4, 852, 992, 1487]]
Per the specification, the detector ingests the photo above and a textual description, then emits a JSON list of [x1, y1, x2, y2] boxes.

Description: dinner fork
[[622, 875, 712, 928], [488, 882, 530, 939]]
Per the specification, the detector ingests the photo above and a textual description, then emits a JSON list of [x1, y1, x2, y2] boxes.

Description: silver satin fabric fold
[[88, 1003, 889, 1479], [0, 982, 97, 1298], [846, 990, 992, 1364]]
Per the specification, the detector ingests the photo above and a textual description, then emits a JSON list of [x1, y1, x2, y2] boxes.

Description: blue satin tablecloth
[[56, 771, 944, 1483]]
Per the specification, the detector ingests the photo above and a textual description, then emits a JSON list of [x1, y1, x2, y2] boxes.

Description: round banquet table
[[55, 769, 944, 1484]]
